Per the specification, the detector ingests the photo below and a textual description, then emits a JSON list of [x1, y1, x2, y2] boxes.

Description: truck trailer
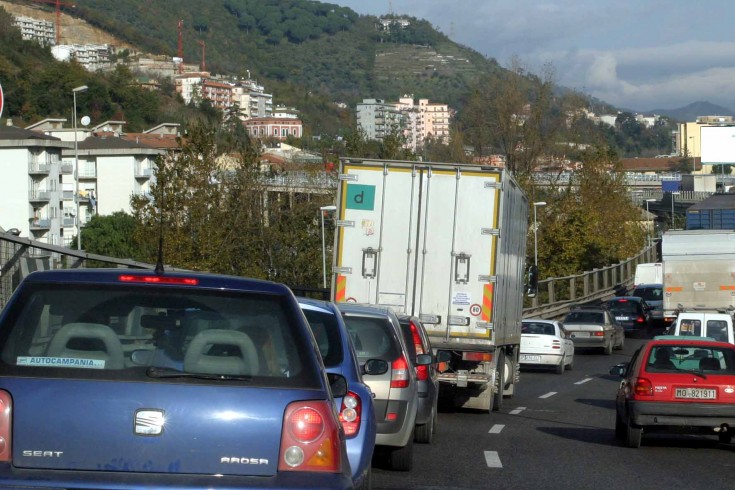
[[330, 158, 530, 412], [662, 230, 735, 324]]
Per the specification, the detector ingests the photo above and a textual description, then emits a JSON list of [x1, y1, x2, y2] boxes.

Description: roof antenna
[[154, 168, 165, 274]]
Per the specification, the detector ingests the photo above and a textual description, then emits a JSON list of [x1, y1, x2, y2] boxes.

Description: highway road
[[372, 337, 735, 489]]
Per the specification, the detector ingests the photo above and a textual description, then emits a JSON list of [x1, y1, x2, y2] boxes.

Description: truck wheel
[[492, 352, 504, 412], [389, 436, 414, 471]]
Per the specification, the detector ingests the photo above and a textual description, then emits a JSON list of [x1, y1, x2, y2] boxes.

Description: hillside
[[645, 101, 735, 123]]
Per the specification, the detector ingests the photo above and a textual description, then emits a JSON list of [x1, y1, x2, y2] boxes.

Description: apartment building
[[51, 45, 113, 72], [243, 115, 303, 141], [12, 15, 55, 46], [0, 122, 165, 248], [356, 99, 405, 141]]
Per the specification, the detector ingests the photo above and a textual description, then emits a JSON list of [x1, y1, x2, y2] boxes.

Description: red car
[[611, 336, 735, 448]]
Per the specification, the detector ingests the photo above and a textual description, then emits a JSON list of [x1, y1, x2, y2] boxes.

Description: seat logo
[[135, 409, 165, 436]]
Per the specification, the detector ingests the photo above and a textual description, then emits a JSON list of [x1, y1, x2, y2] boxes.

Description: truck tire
[[492, 352, 504, 411]]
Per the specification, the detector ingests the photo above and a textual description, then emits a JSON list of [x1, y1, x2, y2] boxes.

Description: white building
[[0, 123, 164, 248], [12, 15, 55, 46], [51, 44, 113, 72], [356, 99, 404, 142]]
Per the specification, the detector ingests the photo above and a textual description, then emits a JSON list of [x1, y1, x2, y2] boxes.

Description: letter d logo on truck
[[346, 184, 376, 211]]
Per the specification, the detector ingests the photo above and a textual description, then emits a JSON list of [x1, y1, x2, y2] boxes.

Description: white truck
[[330, 158, 530, 412], [662, 230, 735, 325]]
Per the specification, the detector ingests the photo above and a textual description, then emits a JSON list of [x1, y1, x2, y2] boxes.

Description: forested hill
[[58, 0, 502, 111]]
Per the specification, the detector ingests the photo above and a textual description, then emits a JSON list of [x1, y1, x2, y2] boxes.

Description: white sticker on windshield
[[17, 356, 106, 369]]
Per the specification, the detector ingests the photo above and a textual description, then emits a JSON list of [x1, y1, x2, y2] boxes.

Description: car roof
[[336, 302, 396, 317], [608, 296, 645, 302], [646, 337, 734, 348], [522, 318, 557, 324], [633, 283, 662, 288]]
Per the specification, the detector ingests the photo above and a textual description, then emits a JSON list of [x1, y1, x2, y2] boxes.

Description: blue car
[[0, 269, 353, 489], [298, 298, 387, 490]]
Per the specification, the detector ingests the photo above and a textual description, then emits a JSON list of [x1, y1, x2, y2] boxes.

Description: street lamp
[[670, 192, 680, 229], [645, 198, 656, 244], [688, 136, 695, 174], [320, 205, 337, 288], [532, 202, 546, 267], [72, 85, 88, 250]]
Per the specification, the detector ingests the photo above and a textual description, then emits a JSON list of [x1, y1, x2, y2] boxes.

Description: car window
[[632, 287, 663, 301], [342, 316, 400, 361], [646, 344, 735, 373], [706, 320, 729, 343], [678, 319, 702, 336], [565, 311, 604, 323], [522, 322, 555, 335], [606, 301, 640, 314], [301, 308, 345, 368], [0, 282, 317, 387]]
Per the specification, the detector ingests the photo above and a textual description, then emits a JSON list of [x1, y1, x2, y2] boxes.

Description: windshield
[[0, 283, 318, 388]]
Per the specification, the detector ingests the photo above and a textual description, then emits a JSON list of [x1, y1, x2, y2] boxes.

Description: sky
[[334, 0, 735, 113]]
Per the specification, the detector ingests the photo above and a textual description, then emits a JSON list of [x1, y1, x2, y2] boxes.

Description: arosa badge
[[135, 409, 165, 436]]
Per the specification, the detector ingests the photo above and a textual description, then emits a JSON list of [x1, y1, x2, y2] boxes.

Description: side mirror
[[415, 353, 432, 366], [363, 358, 389, 376], [435, 350, 451, 363], [609, 363, 627, 377], [327, 373, 348, 398], [526, 265, 539, 298]]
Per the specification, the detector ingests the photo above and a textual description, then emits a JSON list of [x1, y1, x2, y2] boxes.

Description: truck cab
[[671, 310, 735, 344]]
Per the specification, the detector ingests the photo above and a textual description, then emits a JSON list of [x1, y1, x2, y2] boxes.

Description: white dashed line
[[509, 406, 526, 415], [488, 424, 504, 434], [484, 450, 503, 468], [539, 392, 557, 399], [575, 378, 593, 385]]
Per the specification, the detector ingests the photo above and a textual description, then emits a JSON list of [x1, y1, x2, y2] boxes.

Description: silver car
[[563, 305, 625, 355], [337, 303, 431, 472]]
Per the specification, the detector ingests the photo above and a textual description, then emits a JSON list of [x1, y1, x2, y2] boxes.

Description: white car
[[520, 319, 575, 374]]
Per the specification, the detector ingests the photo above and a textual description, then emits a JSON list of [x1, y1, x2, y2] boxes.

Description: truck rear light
[[0, 391, 11, 462], [633, 378, 653, 397], [462, 352, 493, 362], [391, 356, 410, 388], [338, 392, 361, 438], [279, 401, 341, 473]]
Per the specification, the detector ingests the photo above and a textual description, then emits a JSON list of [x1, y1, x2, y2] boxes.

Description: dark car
[[395, 314, 440, 444], [630, 283, 664, 329], [611, 336, 735, 448], [0, 269, 353, 489], [604, 296, 653, 337]]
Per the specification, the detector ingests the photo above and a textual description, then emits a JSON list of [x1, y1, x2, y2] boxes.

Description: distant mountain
[[643, 101, 735, 122]]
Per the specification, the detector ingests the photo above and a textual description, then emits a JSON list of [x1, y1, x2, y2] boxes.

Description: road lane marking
[[539, 392, 557, 399], [575, 378, 593, 385], [484, 450, 503, 468], [509, 407, 526, 415], [488, 424, 504, 434]]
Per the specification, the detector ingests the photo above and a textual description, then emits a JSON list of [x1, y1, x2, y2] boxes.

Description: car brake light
[[118, 274, 198, 285], [391, 356, 410, 388], [462, 352, 493, 362], [634, 378, 653, 397], [409, 321, 430, 381], [339, 392, 361, 438], [280, 401, 341, 472], [0, 391, 11, 462], [636, 316, 645, 323], [552, 340, 561, 350], [592, 331, 605, 337]]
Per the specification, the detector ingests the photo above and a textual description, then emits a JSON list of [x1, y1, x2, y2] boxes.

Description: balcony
[[135, 167, 154, 178], [28, 163, 50, 175], [60, 162, 73, 174], [30, 219, 51, 230], [63, 217, 76, 227], [29, 190, 51, 202], [62, 190, 74, 200], [78, 169, 97, 179]]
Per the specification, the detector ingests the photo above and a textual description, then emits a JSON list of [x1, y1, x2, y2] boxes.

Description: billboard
[[700, 125, 735, 164]]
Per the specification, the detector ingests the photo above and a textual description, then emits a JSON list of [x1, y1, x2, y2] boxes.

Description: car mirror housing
[[415, 353, 433, 366], [363, 358, 389, 376], [435, 350, 452, 363], [609, 363, 627, 377]]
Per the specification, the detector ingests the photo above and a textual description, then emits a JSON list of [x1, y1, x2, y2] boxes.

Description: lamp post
[[72, 85, 88, 250], [670, 192, 680, 229], [320, 205, 337, 288], [532, 202, 546, 267], [645, 198, 656, 244], [689, 136, 695, 174]]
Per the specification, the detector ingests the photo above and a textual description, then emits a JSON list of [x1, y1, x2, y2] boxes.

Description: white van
[[634, 262, 663, 287], [671, 310, 734, 344]]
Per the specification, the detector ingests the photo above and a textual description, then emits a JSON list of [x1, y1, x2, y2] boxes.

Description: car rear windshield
[[679, 319, 729, 342], [606, 301, 640, 314], [0, 282, 319, 388], [522, 322, 555, 335], [301, 308, 344, 368], [342, 315, 400, 361], [632, 287, 662, 302], [646, 344, 735, 373], [565, 311, 604, 323]]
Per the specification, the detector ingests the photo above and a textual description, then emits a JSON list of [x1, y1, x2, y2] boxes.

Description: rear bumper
[[629, 400, 735, 428], [375, 399, 415, 447], [519, 352, 563, 366], [570, 336, 606, 347], [0, 465, 354, 489]]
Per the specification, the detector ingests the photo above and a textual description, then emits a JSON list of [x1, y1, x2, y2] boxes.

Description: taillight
[[592, 331, 605, 337], [0, 391, 11, 462], [409, 322, 425, 354], [462, 352, 493, 362], [118, 274, 198, 285], [552, 340, 561, 350], [339, 391, 362, 438], [280, 401, 341, 472], [391, 356, 410, 388], [633, 378, 653, 397], [636, 316, 645, 323]]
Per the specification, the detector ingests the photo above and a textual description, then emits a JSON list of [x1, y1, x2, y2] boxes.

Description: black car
[[604, 296, 653, 337]]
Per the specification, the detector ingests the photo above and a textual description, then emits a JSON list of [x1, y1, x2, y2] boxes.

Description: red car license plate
[[674, 388, 716, 399]]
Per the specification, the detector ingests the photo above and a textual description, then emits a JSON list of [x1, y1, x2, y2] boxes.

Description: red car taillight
[[552, 340, 561, 350], [592, 331, 605, 337], [0, 391, 11, 462], [636, 316, 645, 323], [409, 321, 429, 381], [633, 377, 653, 397], [391, 356, 410, 388], [279, 401, 341, 473], [338, 391, 362, 438]]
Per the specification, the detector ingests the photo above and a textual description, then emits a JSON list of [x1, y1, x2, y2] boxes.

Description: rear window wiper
[[146, 366, 253, 381], [674, 367, 707, 380]]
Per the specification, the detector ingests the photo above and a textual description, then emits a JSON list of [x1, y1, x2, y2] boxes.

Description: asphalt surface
[[372, 334, 735, 489]]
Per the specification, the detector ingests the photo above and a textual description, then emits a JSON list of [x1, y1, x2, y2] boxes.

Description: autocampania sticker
[[17, 356, 106, 369]]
